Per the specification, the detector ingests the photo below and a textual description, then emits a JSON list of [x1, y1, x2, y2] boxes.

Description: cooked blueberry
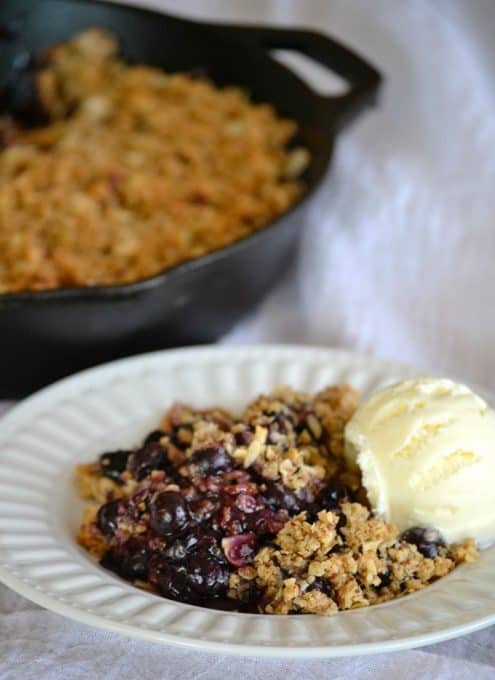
[[119, 549, 149, 580], [318, 481, 349, 510], [245, 507, 286, 535], [149, 491, 190, 537], [99, 449, 130, 482], [128, 442, 170, 480], [235, 493, 257, 513], [401, 527, 445, 558], [218, 500, 245, 535], [418, 543, 440, 559], [222, 533, 256, 567], [309, 578, 333, 597], [163, 533, 199, 561], [379, 567, 392, 588], [157, 563, 189, 599], [100, 550, 118, 574], [164, 541, 187, 562], [190, 444, 233, 476], [189, 497, 219, 524], [186, 554, 229, 596], [402, 527, 423, 544], [402, 527, 442, 545], [263, 480, 301, 513], [147, 554, 168, 584], [99, 539, 149, 581], [234, 429, 254, 446], [97, 500, 120, 535], [197, 533, 226, 562], [143, 429, 165, 445]]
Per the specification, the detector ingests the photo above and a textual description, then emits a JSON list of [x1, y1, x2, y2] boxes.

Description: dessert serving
[[76, 377, 487, 616], [0, 28, 308, 294]]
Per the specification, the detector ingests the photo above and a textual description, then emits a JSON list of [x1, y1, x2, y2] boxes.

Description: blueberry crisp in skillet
[[76, 385, 477, 615], [0, 28, 308, 293]]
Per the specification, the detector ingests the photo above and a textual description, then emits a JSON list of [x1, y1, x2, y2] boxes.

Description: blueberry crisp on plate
[[76, 384, 477, 615]]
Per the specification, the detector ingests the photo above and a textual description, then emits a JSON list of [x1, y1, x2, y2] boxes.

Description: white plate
[[0, 345, 494, 657]]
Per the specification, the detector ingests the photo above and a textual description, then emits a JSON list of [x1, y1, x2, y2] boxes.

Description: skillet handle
[[208, 24, 381, 130]]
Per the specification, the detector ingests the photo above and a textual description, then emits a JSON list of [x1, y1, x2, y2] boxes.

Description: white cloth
[[2, 0, 495, 677]]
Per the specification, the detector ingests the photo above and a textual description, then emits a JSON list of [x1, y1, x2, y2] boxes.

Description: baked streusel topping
[[229, 504, 476, 615], [0, 28, 308, 293], [76, 384, 477, 614]]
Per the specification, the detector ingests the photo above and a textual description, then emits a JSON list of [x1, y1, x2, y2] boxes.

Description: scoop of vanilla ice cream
[[345, 378, 495, 545]]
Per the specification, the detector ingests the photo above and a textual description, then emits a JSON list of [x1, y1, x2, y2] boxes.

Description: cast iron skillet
[[0, 0, 381, 396]]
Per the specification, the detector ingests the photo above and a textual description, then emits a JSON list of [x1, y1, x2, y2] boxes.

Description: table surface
[[2, 1, 495, 677]]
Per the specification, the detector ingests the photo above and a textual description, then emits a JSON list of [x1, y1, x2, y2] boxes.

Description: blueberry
[[128, 442, 170, 480], [379, 567, 392, 588], [189, 498, 219, 524], [222, 533, 256, 567], [245, 507, 286, 536], [309, 578, 333, 597], [149, 491, 190, 537], [190, 444, 233, 476], [143, 429, 165, 445], [401, 527, 445, 558], [147, 554, 168, 584], [402, 527, 424, 544], [263, 480, 301, 514], [196, 532, 223, 557], [163, 533, 199, 561], [418, 543, 440, 559], [186, 554, 229, 597], [157, 563, 189, 600], [117, 550, 149, 581], [234, 429, 254, 446], [220, 503, 245, 535], [235, 493, 257, 513], [97, 500, 120, 536], [318, 481, 349, 510], [99, 450, 131, 482], [100, 539, 149, 581], [402, 527, 442, 545]]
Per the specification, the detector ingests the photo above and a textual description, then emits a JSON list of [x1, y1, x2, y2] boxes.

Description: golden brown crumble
[[0, 28, 308, 293], [233, 385, 361, 493], [229, 503, 477, 615]]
